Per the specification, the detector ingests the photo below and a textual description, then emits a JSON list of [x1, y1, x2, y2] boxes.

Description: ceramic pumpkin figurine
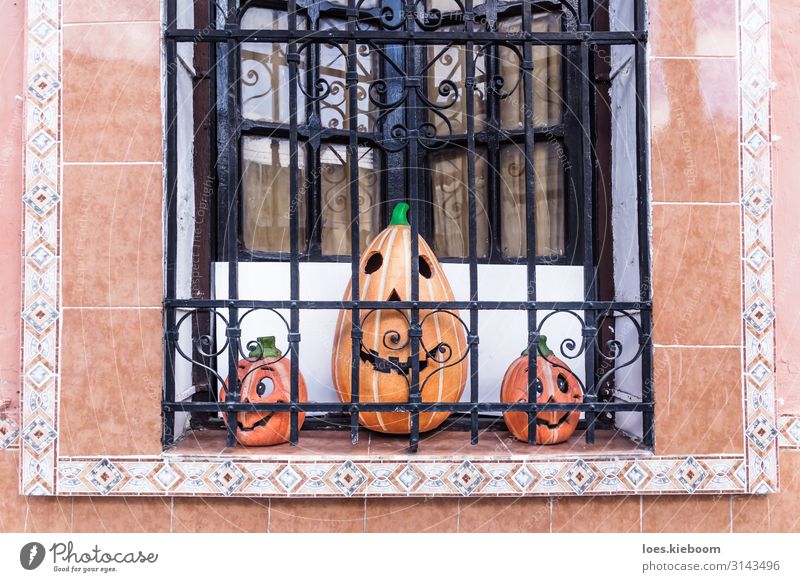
[[500, 336, 583, 444], [219, 336, 307, 446], [332, 202, 467, 433]]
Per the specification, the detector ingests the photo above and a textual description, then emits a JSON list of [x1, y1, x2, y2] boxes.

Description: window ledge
[[166, 428, 650, 461], [56, 430, 751, 496]]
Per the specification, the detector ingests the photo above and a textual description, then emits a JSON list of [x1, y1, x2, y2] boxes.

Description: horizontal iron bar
[[196, 412, 618, 433], [164, 299, 651, 311], [240, 119, 564, 143], [166, 29, 646, 45], [237, 248, 575, 266], [164, 401, 652, 413]]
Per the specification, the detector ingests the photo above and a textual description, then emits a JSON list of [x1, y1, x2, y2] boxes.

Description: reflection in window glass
[[426, 40, 487, 135], [320, 144, 382, 255], [497, 12, 563, 129], [240, 9, 306, 123], [429, 148, 490, 258], [499, 142, 565, 258], [317, 37, 377, 132], [241, 137, 307, 253]]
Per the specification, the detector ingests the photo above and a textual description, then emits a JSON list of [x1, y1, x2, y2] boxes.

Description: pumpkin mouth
[[359, 343, 445, 376], [238, 413, 272, 432], [536, 412, 572, 430]]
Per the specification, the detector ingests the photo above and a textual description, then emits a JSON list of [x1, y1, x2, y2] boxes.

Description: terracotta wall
[[772, 0, 800, 414], [0, 0, 23, 429], [1, 0, 799, 532], [58, 1, 163, 457], [649, 0, 743, 456]]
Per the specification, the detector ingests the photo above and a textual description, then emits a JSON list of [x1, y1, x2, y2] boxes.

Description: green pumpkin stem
[[249, 336, 282, 360], [521, 335, 553, 357], [389, 202, 411, 226]]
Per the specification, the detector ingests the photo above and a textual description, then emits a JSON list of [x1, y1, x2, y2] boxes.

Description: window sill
[[55, 428, 751, 496], [166, 428, 649, 461]]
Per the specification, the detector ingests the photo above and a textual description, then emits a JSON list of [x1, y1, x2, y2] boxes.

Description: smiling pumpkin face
[[332, 203, 468, 434], [219, 336, 307, 446], [501, 336, 583, 445]]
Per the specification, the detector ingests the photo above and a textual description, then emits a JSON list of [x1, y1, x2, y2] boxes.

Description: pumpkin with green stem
[[219, 336, 307, 446], [500, 335, 583, 444], [332, 203, 468, 433]]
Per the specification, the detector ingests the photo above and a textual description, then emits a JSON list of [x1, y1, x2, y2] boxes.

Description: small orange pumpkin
[[332, 203, 468, 434], [500, 336, 583, 444], [219, 336, 307, 446]]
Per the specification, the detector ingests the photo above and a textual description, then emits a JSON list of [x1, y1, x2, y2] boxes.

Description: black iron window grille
[[163, 0, 653, 452]]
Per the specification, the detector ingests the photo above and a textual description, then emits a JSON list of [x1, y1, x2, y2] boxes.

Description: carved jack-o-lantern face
[[333, 203, 468, 434], [500, 337, 583, 445], [219, 336, 307, 446]]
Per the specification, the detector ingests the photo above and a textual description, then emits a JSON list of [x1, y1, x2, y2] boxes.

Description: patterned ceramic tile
[[778, 415, 800, 449], [20, 0, 60, 495], [48, 455, 749, 497], [740, 0, 779, 494], [18, 0, 784, 498]]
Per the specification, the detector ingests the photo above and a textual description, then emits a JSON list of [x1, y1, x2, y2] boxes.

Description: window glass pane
[[499, 142, 565, 258], [326, 0, 378, 6], [429, 148, 489, 258], [497, 11, 562, 129], [420, 0, 463, 25], [317, 37, 377, 132], [532, 10, 563, 127], [241, 136, 307, 253], [426, 40, 487, 136], [320, 144, 382, 255], [240, 9, 306, 123]]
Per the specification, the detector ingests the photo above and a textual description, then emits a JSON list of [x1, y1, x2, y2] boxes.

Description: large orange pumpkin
[[219, 336, 307, 446], [332, 203, 468, 433], [500, 336, 583, 444]]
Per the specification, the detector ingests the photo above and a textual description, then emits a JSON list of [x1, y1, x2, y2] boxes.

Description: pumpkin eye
[[365, 252, 383, 274], [418, 256, 432, 279], [557, 374, 569, 394], [256, 377, 274, 397]]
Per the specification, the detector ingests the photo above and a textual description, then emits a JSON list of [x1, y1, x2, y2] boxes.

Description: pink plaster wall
[[772, 0, 800, 414], [0, 0, 24, 422]]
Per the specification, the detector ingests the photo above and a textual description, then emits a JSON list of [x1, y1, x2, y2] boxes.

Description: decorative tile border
[[19, 0, 60, 494], [0, 415, 20, 449], [778, 415, 800, 449], [15, 1, 782, 497], [55, 455, 747, 497], [739, 0, 779, 494]]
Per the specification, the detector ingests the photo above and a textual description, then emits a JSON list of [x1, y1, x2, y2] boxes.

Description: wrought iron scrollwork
[[171, 307, 294, 394]]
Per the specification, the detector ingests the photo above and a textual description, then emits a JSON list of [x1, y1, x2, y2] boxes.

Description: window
[[164, 0, 653, 453], [235, 1, 579, 263]]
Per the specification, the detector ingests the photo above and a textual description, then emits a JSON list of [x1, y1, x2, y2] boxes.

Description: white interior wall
[[170, 0, 198, 438], [216, 263, 585, 406], [609, 0, 645, 441]]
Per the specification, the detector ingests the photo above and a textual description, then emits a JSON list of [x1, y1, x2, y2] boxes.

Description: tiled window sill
[[167, 428, 648, 461]]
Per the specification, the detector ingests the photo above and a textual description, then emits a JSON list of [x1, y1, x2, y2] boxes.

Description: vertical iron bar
[[383, 0, 407, 214], [485, 3, 503, 261], [406, 1, 421, 453], [465, 0, 480, 445], [221, 0, 240, 448], [307, 11, 322, 258], [163, 0, 178, 448], [521, 0, 539, 444], [347, 0, 362, 444], [288, 0, 301, 445], [634, 0, 653, 449], [579, 0, 598, 445]]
